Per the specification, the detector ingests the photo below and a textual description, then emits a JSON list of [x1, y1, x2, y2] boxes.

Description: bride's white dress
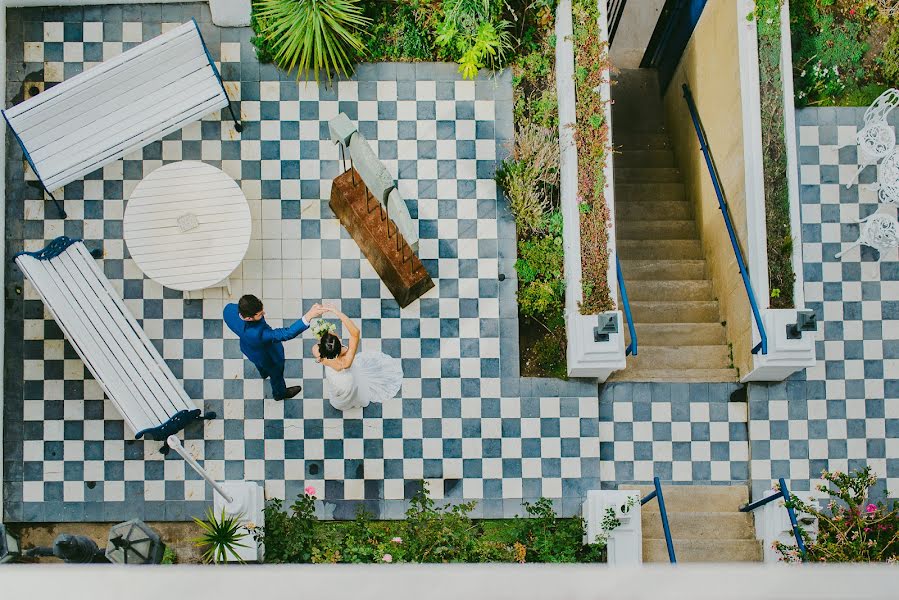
[[324, 351, 403, 411]]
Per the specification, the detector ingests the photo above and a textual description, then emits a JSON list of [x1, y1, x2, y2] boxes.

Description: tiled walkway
[[4, 4, 898, 524], [3, 3, 603, 522], [747, 107, 899, 501]]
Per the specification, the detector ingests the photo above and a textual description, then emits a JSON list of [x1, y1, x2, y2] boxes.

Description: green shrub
[[192, 508, 250, 564], [509, 498, 606, 563], [883, 26, 899, 85], [254, 483, 603, 563], [434, 0, 513, 79], [258, 492, 319, 563], [516, 223, 565, 331], [253, 0, 371, 82], [365, 1, 437, 62], [777, 467, 899, 562]]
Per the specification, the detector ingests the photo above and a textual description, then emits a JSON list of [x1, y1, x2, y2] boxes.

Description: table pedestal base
[[330, 169, 434, 308]]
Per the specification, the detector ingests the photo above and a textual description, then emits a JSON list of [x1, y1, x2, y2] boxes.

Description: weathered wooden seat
[[1, 20, 240, 218], [14, 236, 215, 444]]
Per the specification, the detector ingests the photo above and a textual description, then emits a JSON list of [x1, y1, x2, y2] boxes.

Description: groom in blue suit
[[223, 295, 327, 400]]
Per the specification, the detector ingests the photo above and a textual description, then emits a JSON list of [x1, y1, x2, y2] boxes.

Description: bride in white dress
[[312, 307, 403, 411]]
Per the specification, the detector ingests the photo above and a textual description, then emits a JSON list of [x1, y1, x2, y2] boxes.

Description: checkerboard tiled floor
[[3, 3, 606, 522], [748, 107, 899, 501]]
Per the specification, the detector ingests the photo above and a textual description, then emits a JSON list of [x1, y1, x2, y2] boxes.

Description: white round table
[[123, 161, 251, 294]]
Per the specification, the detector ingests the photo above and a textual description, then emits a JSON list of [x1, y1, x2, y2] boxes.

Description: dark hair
[[318, 332, 342, 360], [238, 294, 264, 319]]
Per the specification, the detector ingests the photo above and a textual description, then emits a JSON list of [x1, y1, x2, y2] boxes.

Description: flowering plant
[[311, 319, 337, 339], [776, 467, 899, 562]]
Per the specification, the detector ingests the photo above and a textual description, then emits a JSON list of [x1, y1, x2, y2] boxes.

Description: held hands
[[303, 303, 339, 322]]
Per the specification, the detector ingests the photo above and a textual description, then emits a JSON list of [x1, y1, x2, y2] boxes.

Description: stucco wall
[[662, 0, 753, 377]]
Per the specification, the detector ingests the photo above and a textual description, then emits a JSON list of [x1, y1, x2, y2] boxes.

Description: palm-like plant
[[193, 508, 249, 564], [254, 0, 371, 82]]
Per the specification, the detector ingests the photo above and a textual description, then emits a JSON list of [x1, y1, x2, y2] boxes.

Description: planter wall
[[741, 0, 816, 381], [557, 0, 625, 380]]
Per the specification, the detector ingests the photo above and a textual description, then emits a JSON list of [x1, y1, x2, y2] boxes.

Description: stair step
[[617, 239, 702, 260], [642, 512, 756, 540], [614, 149, 676, 168], [616, 201, 693, 221], [610, 368, 739, 382], [616, 167, 682, 183], [615, 182, 686, 202], [629, 300, 721, 323], [643, 538, 763, 563], [625, 345, 733, 370], [613, 132, 673, 149], [627, 280, 715, 302], [617, 220, 698, 240], [630, 322, 727, 346], [633, 485, 750, 512], [619, 259, 706, 280]]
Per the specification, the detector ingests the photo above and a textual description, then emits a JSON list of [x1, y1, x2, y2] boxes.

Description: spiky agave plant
[[254, 0, 371, 82], [193, 508, 249, 564]]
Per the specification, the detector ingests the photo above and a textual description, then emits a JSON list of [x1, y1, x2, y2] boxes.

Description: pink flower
[[305, 486, 317, 497], [849, 8, 856, 16], [392, 537, 403, 544], [866, 503, 877, 513], [382, 554, 393, 563]]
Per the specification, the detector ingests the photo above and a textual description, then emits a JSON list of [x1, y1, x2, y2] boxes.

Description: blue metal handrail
[[616, 256, 637, 356], [641, 477, 676, 563], [740, 478, 806, 559], [681, 83, 768, 355]]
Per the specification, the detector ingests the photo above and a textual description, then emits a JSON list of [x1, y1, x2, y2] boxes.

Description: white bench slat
[[21, 53, 211, 149], [15, 241, 197, 438], [3, 20, 229, 194], [5, 22, 197, 119], [50, 253, 175, 429], [31, 71, 221, 170], [44, 95, 226, 190], [72, 244, 194, 409], [17, 256, 157, 434]]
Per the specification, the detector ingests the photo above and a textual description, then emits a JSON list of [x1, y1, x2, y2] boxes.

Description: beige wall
[[662, 0, 753, 377]]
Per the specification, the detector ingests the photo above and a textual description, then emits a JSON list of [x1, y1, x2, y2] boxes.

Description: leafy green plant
[[572, 0, 613, 315], [193, 508, 249, 564], [257, 491, 319, 563], [253, 0, 371, 82], [364, 1, 438, 62], [776, 467, 899, 562], [508, 498, 605, 563], [752, 0, 796, 308], [434, 0, 513, 78], [160, 547, 177, 564], [883, 25, 899, 85]]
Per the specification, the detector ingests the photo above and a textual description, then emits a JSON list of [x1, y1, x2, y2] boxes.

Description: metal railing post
[[616, 256, 637, 356], [641, 477, 677, 563], [779, 478, 807, 557], [167, 435, 233, 503]]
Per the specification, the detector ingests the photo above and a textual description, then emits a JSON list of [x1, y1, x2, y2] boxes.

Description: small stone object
[[177, 212, 200, 233], [209, 0, 251, 27]]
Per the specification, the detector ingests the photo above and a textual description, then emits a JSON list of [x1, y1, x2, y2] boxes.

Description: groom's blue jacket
[[223, 303, 309, 373]]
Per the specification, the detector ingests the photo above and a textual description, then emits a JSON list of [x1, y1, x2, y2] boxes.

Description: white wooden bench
[[1, 20, 241, 219], [15, 236, 216, 446]]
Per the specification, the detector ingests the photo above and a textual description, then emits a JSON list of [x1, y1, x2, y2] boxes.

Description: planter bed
[[755, 0, 796, 309]]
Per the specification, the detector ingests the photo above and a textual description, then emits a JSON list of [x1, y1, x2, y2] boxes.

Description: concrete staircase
[[635, 484, 763, 563], [611, 69, 737, 382]]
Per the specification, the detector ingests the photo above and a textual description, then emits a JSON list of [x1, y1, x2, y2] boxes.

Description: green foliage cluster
[[193, 508, 250, 564], [515, 214, 565, 332], [777, 467, 899, 562], [791, 0, 897, 106], [256, 483, 606, 564], [752, 0, 796, 309], [250, 0, 544, 80], [251, 0, 371, 82]]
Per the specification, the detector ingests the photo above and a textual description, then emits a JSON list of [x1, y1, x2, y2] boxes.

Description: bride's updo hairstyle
[[318, 332, 342, 360]]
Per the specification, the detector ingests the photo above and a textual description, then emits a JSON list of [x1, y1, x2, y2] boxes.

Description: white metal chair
[[845, 88, 899, 188], [871, 149, 899, 206], [834, 212, 899, 261]]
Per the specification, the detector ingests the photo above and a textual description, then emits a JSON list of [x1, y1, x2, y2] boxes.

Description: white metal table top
[[123, 161, 251, 292]]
